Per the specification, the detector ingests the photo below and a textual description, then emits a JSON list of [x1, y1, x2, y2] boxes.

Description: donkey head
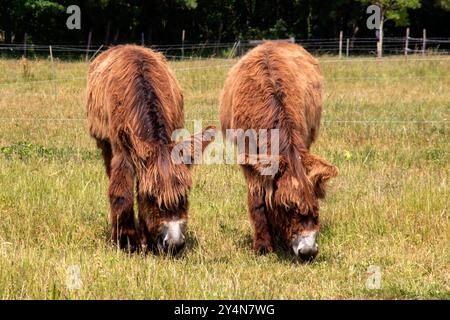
[[137, 126, 216, 255], [273, 149, 338, 261]]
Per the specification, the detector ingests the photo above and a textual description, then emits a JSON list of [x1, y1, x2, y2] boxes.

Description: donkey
[[220, 41, 338, 261], [87, 45, 214, 254]]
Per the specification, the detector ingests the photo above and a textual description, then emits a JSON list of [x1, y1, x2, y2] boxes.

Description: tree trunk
[[215, 20, 223, 55], [4, 6, 12, 43], [113, 28, 120, 44], [5, 27, 12, 44], [104, 20, 111, 45], [307, 1, 312, 39]]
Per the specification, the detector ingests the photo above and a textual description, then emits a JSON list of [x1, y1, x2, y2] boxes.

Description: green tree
[[435, 0, 450, 9], [358, 0, 421, 57]]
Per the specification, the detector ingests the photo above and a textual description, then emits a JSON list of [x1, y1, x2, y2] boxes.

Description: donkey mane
[[130, 51, 171, 144], [228, 43, 318, 212], [87, 45, 189, 209]]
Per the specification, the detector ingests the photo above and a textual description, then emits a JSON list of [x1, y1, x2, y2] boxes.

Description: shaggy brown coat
[[220, 42, 338, 254], [87, 45, 212, 251]]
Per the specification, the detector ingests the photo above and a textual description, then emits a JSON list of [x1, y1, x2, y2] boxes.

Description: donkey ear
[[172, 125, 216, 166], [302, 152, 338, 199]]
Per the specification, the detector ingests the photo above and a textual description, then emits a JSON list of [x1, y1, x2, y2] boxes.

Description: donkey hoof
[[254, 242, 273, 255], [112, 229, 137, 253]]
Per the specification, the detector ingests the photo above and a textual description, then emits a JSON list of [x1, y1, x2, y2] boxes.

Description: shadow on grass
[[99, 212, 334, 264], [185, 229, 199, 252], [233, 225, 334, 265], [100, 219, 199, 260]]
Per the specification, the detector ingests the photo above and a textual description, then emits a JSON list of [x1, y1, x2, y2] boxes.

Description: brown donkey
[[87, 45, 214, 254], [220, 42, 338, 261]]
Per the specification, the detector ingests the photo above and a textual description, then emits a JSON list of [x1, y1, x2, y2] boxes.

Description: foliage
[[0, 0, 448, 44], [357, 0, 422, 26]]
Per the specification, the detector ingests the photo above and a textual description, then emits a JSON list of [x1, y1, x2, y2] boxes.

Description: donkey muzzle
[[292, 232, 319, 261], [157, 220, 186, 254]]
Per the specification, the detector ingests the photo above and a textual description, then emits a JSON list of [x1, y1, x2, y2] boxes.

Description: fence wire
[[1, 36, 450, 58], [0, 41, 448, 131], [1, 73, 449, 88]]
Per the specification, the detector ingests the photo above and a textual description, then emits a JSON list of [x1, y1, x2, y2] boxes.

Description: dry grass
[[0, 55, 448, 299]]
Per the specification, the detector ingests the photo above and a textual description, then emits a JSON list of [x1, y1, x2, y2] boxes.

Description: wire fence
[[1, 35, 450, 59], [1, 72, 450, 89], [0, 37, 449, 130]]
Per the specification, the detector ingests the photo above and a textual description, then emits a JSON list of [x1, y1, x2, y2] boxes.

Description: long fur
[[220, 41, 338, 249], [87, 45, 188, 209], [220, 41, 325, 211]]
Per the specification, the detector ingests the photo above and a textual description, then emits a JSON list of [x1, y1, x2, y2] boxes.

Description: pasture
[[0, 55, 448, 299]]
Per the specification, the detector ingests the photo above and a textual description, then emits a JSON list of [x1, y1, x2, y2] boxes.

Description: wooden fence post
[[346, 38, 349, 57], [378, 20, 383, 59], [49, 45, 56, 96], [181, 29, 185, 59], [89, 45, 104, 62], [85, 30, 92, 62], [23, 33, 27, 58], [339, 31, 343, 59], [404, 27, 409, 59], [228, 41, 238, 59], [422, 29, 426, 56]]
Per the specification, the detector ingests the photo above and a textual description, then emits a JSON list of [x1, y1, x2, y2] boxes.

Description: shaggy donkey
[[220, 42, 338, 261], [87, 45, 214, 254]]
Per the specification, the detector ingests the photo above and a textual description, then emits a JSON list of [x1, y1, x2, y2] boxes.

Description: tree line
[[1, 0, 449, 45]]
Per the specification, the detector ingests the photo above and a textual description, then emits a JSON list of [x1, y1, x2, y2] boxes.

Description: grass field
[[0, 54, 448, 299]]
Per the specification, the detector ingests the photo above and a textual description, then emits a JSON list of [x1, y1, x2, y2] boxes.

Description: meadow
[[0, 53, 448, 299]]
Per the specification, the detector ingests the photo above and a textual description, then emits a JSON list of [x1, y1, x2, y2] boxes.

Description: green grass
[[0, 55, 449, 299]]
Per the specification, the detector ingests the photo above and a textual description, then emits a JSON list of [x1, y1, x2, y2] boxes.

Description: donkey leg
[[243, 168, 273, 254], [136, 181, 152, 252], [95, 138, 113, 178], [248, 190, 273, 254], [137, 188, 165, 253], [108, 153, 137, 251]]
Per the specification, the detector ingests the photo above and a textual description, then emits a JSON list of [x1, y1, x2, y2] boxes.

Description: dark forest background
[[1, 0, 449, 45]]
